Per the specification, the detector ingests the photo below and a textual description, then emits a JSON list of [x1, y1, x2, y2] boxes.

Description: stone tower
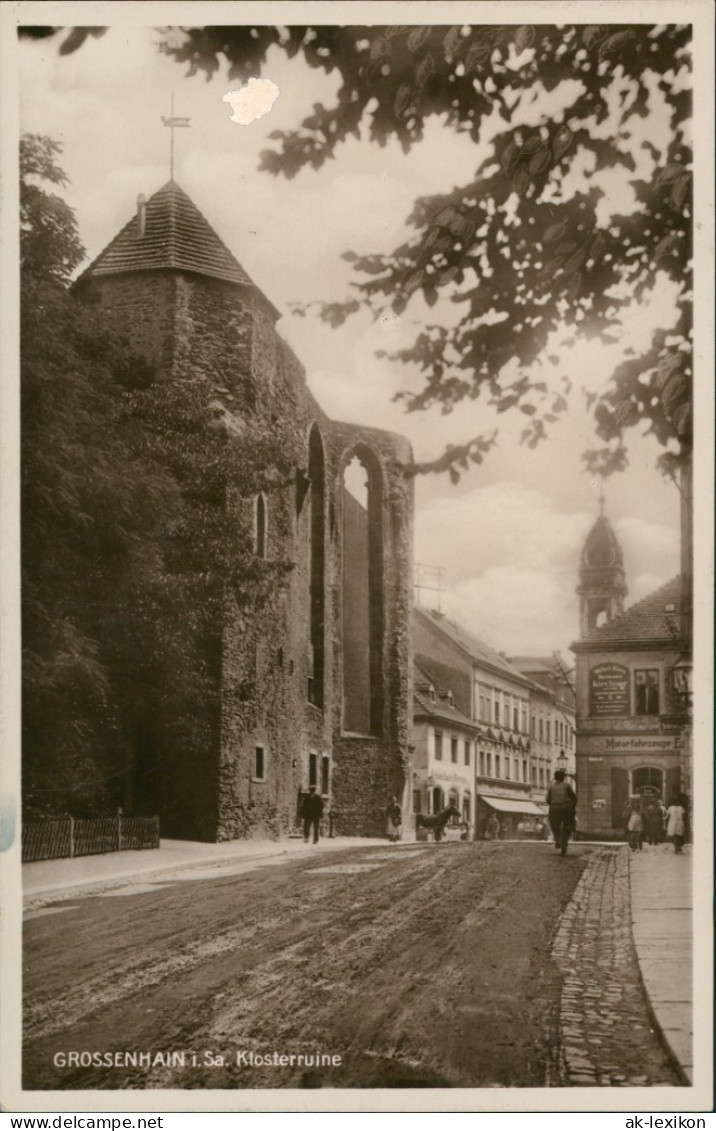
[[576, 498, 627, 637], [72, 180, 414, 841]]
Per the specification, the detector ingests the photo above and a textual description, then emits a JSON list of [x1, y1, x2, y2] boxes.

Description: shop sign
[[603, 736, 681, 752], [591, 799, 606, 810], [589, 662, 629, 716]]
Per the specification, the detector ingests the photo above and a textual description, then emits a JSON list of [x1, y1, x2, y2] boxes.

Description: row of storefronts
[[410, 503, 691, 841], [411, 608, 576, 839]]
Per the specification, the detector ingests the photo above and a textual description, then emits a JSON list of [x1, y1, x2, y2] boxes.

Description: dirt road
[[22, 841, 677, 1090]]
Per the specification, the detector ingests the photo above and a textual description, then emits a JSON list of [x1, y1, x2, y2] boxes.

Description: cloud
[[414, 482, 681, 657]]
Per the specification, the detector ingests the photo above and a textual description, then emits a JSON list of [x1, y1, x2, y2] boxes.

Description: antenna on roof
[[162, 92, 191, 181]]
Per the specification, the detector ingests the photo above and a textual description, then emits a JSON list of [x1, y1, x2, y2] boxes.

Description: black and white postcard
[[1, 0, 713, 1117]]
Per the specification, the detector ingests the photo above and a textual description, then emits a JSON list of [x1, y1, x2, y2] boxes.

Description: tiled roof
[[577, 576, 683, 645], [414, 607, 532, 686], [76, 181, 277, 313], [413, 662, 476, 729]]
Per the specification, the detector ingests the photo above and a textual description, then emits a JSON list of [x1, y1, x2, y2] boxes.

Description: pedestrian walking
[[300, 785, 323, 844], [666, 800, 686, 854], [485, 813, 500, 840], [546, 770, 577, 854], [385, 796, 402, 843]]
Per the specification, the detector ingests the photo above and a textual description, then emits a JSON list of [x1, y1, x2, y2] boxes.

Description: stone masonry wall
[[80, 263, 413, 842]]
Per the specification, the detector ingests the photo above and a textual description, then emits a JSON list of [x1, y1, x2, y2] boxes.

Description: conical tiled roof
[[76, 181, 278, 314]]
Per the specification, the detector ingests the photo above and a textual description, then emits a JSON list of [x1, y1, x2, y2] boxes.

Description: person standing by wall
[[385, 795, 402, 843], [485, 813, 500, 840], [666, 798, 686, 854], [644, 800, 665, 846], [301, 785, 324, 844]]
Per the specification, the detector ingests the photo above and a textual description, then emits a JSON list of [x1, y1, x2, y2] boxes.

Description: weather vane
[[162, 93, 191, 180]]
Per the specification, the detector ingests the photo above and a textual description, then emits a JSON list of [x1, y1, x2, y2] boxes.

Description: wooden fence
[[22, 812, 160, 863]]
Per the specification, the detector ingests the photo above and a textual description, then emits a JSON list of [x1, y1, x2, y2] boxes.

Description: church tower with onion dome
[[576, 496, 628, 638]]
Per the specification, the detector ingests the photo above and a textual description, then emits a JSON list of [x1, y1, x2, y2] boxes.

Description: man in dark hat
[[301, 785, 324, 844]]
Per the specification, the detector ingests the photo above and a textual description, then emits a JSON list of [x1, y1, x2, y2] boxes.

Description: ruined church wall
[[79, 265, 413, 841]]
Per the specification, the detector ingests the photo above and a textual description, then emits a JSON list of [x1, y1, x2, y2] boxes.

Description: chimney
[[137, 194, 147, 237]]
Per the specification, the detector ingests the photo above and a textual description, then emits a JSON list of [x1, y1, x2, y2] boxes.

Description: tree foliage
[[21, 135, 298, 818], [21, 24, 693, 480], [163, 23, 692, 480]]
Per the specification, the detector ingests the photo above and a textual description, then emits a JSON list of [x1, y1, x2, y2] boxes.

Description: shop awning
[[479, 794, 546, 817]]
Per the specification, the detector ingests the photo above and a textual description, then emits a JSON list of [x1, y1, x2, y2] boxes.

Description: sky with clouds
[[16, 15, 687, 660]]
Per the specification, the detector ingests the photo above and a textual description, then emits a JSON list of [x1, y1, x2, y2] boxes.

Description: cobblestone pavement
[[551, 846, 682, 1087]]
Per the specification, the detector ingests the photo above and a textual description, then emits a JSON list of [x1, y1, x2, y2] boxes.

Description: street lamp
[[672, 655, 693, 708]]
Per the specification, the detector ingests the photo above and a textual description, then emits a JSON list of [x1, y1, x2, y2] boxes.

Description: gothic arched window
[[307, 426, 326, 708], [341, 446, 384, 735], [254, 493, 267, 558]]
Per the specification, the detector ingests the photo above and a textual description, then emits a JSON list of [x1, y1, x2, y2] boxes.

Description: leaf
[[655, 232, 681, 260], [661, 372, 689, 412], [614, 399, 639, 426], [449, 466, 460, 484], [416, 53, 435, 86], [407, 26, 431, 53], [543, 255, 564, 276], [656, 353, 683, 388], [671, 402, 692, 437], [564, 248, 587, 274], [436, 206, 458, 228], [465, 41, 492, 72], [371, 36, 390, 60], [521, 135, 544, 156], [443, 26, 462, 56], [512, 166, 531, 196], [599, 30, 636, 59], [566, 271, 582, 300], [500, 139, 521, 174], [514, 25, 535, 53], [590, 231, 608, 259], [520, 404, 536, 415], [528, 148, 551, 176], [655, 163, 688, 187], [543, 219, 569, 245], [552, 125, 573, 160], [403, 268, 425, 294], [582, 26, 608, 50], [670, 177, 690, 211], [394, 84, 412, 116], [439, 265, 459, 286], [365, 60, 384, 86]]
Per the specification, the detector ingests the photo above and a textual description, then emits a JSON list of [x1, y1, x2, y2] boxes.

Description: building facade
[[413, 607, 546, 838], [509, 656, 577, 801], [74, 181, 414, 841], [412, 663, 478, 835], [571, 510, 689, 836]]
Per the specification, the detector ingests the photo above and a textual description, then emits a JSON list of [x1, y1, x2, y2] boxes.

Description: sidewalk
[[628, 843, 692, 1084], [22, 834, 387, 905]]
